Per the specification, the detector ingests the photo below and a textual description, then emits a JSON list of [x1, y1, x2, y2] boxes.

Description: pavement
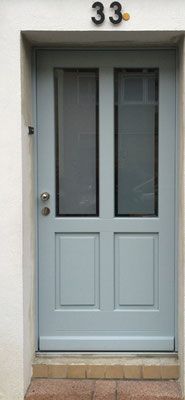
[[25, 379, 182, 400]]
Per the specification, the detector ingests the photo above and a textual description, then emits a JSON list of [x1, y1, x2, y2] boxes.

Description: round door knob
[[40, 192, 50, 202]]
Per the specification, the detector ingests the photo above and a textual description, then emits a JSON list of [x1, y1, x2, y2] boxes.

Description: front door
[[37, 50, 176, 351]]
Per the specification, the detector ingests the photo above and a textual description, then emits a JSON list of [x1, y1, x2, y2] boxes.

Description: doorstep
[[25, 379, 182, 400], [32, 354, 180, 380]]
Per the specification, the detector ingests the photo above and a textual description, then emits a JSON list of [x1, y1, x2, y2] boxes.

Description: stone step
[[33, 355, 180, 380], [25, 379, 182, 400]]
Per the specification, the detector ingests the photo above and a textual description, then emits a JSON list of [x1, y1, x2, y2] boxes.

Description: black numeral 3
[[92, 2, 105, 25], [110, 1, 122, 24]]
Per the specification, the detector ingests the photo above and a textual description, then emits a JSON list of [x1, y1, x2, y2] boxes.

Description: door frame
[[32, 47, 179, 353]]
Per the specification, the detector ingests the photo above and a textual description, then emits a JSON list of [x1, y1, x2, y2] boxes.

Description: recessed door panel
[[55, 233, 100, 309], [37, 50, 176, 351], [115, 234, 158, 308]]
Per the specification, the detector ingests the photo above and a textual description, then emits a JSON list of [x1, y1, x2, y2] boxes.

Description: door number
[[92, 2, 128, 25], [92, 2, 105, 25]]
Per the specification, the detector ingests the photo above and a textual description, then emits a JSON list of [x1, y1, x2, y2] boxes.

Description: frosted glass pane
[[115, 69, 158, 216], [55, 69, 99, 216]]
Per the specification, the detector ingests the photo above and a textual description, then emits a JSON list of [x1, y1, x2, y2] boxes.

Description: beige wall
[[0, 29, 24, 400], [0, 1, 185, 399], [21, 38, 36, 394]]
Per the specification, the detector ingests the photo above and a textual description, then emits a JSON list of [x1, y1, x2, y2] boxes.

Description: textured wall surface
[[0, 0, 185, 32], [0, 1, 185, 399]]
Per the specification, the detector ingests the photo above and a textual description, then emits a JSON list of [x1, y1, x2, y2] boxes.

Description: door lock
[[40, 192, 50, 202], [41, 207, 50, 216]]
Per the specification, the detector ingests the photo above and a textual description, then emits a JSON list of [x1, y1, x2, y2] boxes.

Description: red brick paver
[[25, 379, 182, 400], [117, 381, 182, 400], [25, 379, 94, 400], [93, 381, 117, 400]]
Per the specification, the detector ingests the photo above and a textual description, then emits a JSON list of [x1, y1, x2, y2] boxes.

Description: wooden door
[[37, 50, 176, 351]]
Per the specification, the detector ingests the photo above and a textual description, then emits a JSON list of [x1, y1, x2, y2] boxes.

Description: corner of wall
[[21, 35, 36, 394]]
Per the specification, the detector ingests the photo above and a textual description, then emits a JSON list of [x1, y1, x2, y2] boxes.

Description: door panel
[[37, 50, 176, 351], [115, 234, 158, 308], [55, 234, 100, 309]]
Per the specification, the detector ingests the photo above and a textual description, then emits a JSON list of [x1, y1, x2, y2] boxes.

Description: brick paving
[[25, 379, 182, 400]]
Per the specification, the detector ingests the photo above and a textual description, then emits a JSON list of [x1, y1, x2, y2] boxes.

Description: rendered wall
[[21, 38, 36, 395], [0, 1, 185, 399], [0, 28, 24, 400]]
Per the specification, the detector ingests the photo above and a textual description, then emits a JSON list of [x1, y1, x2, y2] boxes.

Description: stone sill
[[32, 354, 179, 380]]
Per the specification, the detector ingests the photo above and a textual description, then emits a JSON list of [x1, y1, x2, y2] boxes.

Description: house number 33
[[92, 1, 123, 25]]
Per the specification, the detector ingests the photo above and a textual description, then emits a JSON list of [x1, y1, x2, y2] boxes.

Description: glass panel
[[55, 69, 99, 216], [115, 69, 158, 217]]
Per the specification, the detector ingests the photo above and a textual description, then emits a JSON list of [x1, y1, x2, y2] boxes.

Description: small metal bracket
[[28, 126, 34, 135]]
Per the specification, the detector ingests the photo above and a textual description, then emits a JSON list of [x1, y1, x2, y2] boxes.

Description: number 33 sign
[[92, 2, 130, 25]]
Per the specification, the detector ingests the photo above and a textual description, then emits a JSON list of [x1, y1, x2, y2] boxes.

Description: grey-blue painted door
[[37, 50, 176, 351]]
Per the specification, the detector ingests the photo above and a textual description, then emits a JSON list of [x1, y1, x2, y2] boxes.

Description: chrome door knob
[[40, 192, 50, 202]]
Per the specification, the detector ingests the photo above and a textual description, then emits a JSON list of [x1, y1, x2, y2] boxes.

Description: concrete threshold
[[33, 353, 179, 380]]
